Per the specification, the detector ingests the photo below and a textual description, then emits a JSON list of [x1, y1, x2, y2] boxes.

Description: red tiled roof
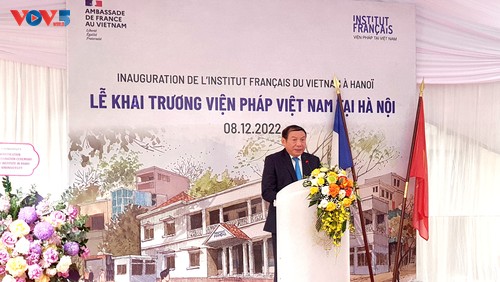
[[219, 223, 251, 241], [154, 192, 193, 210], [203, 222, 251, 248]]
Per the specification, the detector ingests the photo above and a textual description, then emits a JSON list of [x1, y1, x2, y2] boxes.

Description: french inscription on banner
[[0, 143, 40, 176]]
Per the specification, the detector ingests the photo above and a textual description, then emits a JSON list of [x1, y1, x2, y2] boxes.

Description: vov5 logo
[[11, 10, 70, 27]]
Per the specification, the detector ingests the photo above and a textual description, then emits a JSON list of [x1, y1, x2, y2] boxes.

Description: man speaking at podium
[[261, 124, 321, 282]]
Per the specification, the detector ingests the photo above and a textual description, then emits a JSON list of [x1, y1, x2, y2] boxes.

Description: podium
[[276, 180, 350, 281]]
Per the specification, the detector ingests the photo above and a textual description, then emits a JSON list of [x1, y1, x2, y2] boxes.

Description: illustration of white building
[[136, 172, 407, 280], [137, 180, 274, 281], [350, 172, 406, 275]]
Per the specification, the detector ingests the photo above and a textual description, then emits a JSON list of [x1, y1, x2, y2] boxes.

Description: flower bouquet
[[0, 176, 89, 282], [302, 165, 357, 246]]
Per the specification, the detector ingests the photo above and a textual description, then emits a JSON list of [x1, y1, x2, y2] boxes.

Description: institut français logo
[[10, 10, 70, 26], [351, 14, 398, 41]]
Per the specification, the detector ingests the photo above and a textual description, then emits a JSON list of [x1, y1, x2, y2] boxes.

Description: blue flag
[[334, 100, 353, 170]]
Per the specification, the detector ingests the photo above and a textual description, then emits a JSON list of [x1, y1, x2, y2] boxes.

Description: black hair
[[281, 125, 306, 139], [160, 268, 170, 278]]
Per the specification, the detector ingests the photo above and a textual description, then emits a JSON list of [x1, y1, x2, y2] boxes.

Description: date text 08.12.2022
[[223, 123, 281, 134]]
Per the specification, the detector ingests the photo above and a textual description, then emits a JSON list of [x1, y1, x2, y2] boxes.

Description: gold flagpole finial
[[419, 78, 425, 97], [333, 75, 341, 95]]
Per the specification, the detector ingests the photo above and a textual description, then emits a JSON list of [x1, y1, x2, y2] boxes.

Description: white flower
[[310, 178, 318, 186], [1, 275, 16, 282], [56, 256, 72, 273], [321, 186, 330, 196], [318, 199, 329, 209], [36, 200, 51, 216], [46, 267, 57, 276], [338, 190, 346, 199], [0, 196, 10, 213], [318, 172, 326, 178], [14, 237, 30, 255], [9, 219, 30, 238]]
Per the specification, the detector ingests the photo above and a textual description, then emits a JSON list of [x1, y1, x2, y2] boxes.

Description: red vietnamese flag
[[409, 96, 429, 240]]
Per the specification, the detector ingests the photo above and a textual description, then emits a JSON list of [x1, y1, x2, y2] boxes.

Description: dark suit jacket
[[261, 148, 320, 233]]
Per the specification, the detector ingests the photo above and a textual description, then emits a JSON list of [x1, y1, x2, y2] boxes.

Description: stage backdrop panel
[[68, 0, 415, 280]]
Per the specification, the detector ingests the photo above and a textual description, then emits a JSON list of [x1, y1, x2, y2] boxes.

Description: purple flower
[[29, 242, 42, 255], [18, 206, 38, 224], [63, 242, 80, 256], [33, 221, 54, 240]]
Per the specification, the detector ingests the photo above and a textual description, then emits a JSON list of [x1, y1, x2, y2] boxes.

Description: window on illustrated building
[[144, 225, 154, 240], [132, 259, 143, 276], [86, 214, 105, 231], [166, 255, 175, 270], [189, 250, 200, 268], [164, 221, 175, 236], [117, 264, 127, 275], [145, 260, 156, 275]]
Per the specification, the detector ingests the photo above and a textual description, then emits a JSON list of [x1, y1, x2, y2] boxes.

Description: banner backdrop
[[68, 0, 415, 279]]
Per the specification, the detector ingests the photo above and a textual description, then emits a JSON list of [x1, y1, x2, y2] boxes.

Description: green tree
[[189, 169, 248, 198], [99, 205, 147, 256], [98, 152, 142, 193]]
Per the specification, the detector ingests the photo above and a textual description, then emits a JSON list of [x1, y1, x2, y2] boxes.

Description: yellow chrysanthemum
[[343, 198, 352, 207], [309, 187, 319, 195], [327, 174, 337, 184], [325, 202, 336, 212], [311, 168, 320, 177], [317, 177, 325, 186]]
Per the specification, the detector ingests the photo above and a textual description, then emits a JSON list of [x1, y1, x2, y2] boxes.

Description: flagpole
[[391, 79, 425, 282], [333, 77, 375, 282]]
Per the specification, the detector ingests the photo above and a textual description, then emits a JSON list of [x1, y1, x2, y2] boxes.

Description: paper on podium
[[276, 180, 350, 282]]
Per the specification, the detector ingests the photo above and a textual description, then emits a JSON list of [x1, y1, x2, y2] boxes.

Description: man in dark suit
[[261, 124, 321, 282]]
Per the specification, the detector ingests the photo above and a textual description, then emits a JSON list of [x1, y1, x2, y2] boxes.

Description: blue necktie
[[293, 157, 302, 180]]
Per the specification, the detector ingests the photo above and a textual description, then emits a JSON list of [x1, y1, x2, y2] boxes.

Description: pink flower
[[28, 264, 43, 279], [66, 205, 79, 221], [49, 211, 66, 227], [42, 248, 59, 264], [0, 249, 10, 264], [81, 247, 90, 259], [1, 231, 17, 249]]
